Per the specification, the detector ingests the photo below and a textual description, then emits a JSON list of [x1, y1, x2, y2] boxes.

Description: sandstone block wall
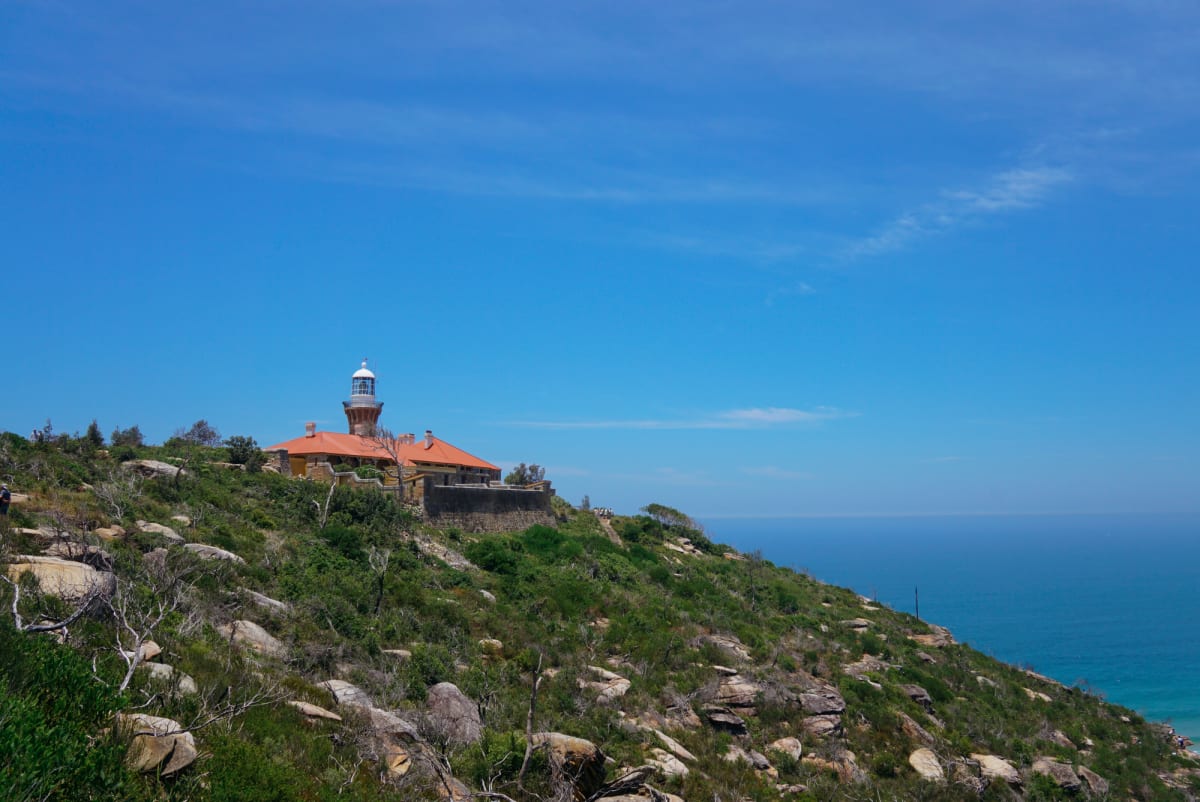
[[423, 482, 555, 533]]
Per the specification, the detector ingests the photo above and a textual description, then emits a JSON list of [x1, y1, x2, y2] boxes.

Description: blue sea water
[[701, 513, 1200, 741]]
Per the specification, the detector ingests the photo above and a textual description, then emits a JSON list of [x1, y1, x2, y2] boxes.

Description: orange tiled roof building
[[264, 360, 502, 496]]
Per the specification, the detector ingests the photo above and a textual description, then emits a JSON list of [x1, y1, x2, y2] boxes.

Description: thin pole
[[915, 586, 920, 621]]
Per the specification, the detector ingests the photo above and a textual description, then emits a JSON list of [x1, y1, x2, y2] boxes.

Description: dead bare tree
[[369, 545, 391, 615], [517, 652, 545, 792], [313, 481, 337, 529], [92, 467, 144, 523], [106, 550, 204, 692]]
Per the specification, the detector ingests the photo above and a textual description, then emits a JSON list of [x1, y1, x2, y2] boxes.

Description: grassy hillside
[[1, 431, 1198, 801]]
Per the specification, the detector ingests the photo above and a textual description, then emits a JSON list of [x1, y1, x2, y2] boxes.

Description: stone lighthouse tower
[[343, 359, 383, 435]]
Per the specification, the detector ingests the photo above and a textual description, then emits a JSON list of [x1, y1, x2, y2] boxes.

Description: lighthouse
[[343, 359, 383, 435]]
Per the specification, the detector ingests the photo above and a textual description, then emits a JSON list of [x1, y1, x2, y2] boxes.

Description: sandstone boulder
[[909, 625, 955, 648], [44, 541, 113, 571], [1031, 757, 1081, 792], [702, 704, 747, 734], [125, 460, 186, 479], [218, 620, 286, 658], [909, 748, 944, 782], [580, 665, 631, 703], [425, 682, 482, 745], [648, 747, 690, 777], [802, 714, 843, 738], [646, 727, 696, 762], [900, 683, 934, 711], [769, 736, 803, 761], [121, 640, 162, 662], [93, 526, 126, 541], [478, 638, 504, 656], [1078, 765, 1109, 795], [695, 633, 753, 662], [1048, 729, 1076, 750], [138, 662, 198, 695], [899, 711, 936, 745], [118, 713, 197, 776], [319, 679, 374, 708], [531, 732, 607, 800], [6, 556, 116, 603], [843, 654, 890, 679], [288, 700, 342, 721], [183, 543, 245, 563], [971, 753, 1021, 785], [136, 520, 184, 543], [244, 589, 289, 612], [715, 673, 763, 709]]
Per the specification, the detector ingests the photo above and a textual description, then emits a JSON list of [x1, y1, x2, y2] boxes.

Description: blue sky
[[3, 1, 1198, 517]]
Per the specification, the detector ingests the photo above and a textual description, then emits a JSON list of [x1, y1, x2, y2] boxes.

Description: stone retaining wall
[[423, 481, 555, 533]]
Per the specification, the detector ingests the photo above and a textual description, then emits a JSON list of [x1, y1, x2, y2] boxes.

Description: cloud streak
[[842, 166, 1073, 259], [503, 407, 855, 430]]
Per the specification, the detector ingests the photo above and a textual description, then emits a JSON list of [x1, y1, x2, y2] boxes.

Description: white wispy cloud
[[503, 406, 855, 430], [842, 166, 1073, 259]]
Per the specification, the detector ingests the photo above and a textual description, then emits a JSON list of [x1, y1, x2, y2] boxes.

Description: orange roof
[[264, 430, 499, 471]]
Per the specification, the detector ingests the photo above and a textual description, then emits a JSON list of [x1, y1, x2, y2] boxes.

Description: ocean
[[701, 513, 1200, 741]]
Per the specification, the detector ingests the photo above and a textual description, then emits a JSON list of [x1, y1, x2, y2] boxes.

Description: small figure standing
[[0, 484, 10, 516]]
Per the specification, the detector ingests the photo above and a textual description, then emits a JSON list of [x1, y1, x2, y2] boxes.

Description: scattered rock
[[1023, 687, 1052, 703], [842, 618, 872, 630], [183, 543, 245, 563], [382, 648, 412, 660], [531, 732, 607, 800], [93, 526, 126, 541], [44, 541, 113, 571], [124, 460, 186, 479], [1031, 757, 1081, 791], [711, 664, 739, 676], [413, 536, 474, 570], [288, 700, 342, 721], [244, 589, 289, 612], [320, 679, 374, 708], [714, 673, 763, 709], [118, 713, 197, 776], [843, 654, 890, 679], [975, 674, 998, 688], [1078, 765, 1109, 795], [6, 556, 116, 603], [796, 682, 846, 715], [138, 662, 198, 695], [702, 705, 748, 735], [580, 665, 631, 704], [646, 727, 696, 762], [120, 640, 162, 662], [801, 714, 843, 739], [695, 633, 753, 662], [649, 746, 690, 777], [478, 638, 504, 656], [478, 589, 496, 604], [916, 651, 937, 664], [768, 736, 803, 761], [136, 521, 184, 543], [971, 753, 1021, 785], [900, 683, 934, 711], [1048, 729, 1076, 750], [218, 620, 286, 658], [909, 625, 955, 648], [425, 682, 482, 745], [899, 711, 936, 745], [909, 748, 944, 782], [803, 750, 865, 783], [170, 514, 191, 524]]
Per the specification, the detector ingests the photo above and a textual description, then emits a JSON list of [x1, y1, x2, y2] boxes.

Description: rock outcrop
[[1031, 757, 1081, 791], [118, 713, 197, 776], [909, 748, 944, 782], [971, 753, 1021, 785], [424, 682, 482, 745], [183, 543, 245, 563], [218, 620, 287, 659], [530, 732, 607, 800], [6, 556, 116, 602]]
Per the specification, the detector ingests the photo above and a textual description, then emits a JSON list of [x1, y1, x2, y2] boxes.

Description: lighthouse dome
[[352, 359, 375, 380]]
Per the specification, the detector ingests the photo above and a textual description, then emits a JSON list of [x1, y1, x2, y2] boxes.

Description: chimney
[[305, 422, 316, 438], [424, 430, 433, 449]]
